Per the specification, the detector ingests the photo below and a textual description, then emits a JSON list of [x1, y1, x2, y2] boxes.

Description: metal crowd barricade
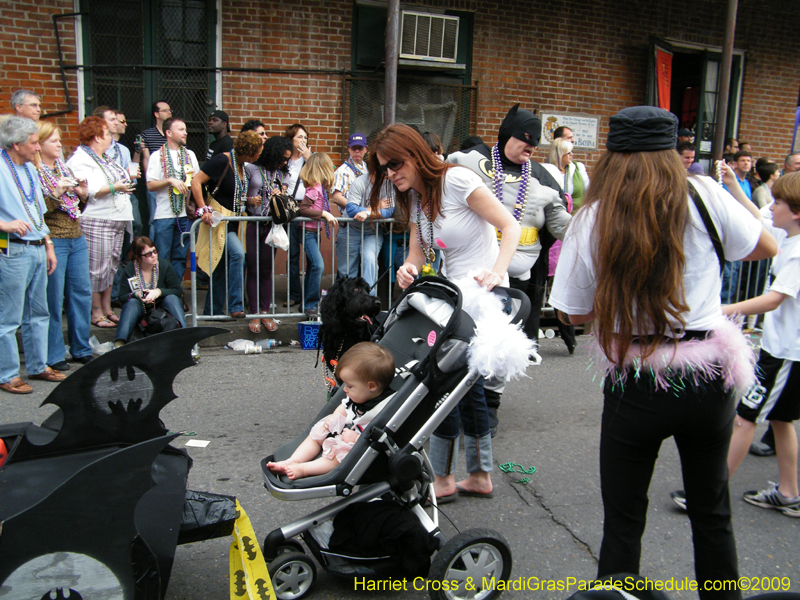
[[187, 215, 407, 328]]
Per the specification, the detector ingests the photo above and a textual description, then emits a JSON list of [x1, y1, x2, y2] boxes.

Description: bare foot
[[285, 463, 309, 480], [455, 474, 493, 495], [433, 474, 456, 499], [267, 459, 297, 473]]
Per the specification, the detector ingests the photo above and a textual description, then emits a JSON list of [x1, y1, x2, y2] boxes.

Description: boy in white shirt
[[724, 171, 800, 516]]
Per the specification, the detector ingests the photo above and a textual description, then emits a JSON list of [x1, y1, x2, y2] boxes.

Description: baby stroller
[[261, 276, 530, 600]]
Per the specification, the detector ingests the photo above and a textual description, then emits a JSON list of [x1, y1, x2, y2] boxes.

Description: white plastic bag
[[266, 223, 289, 251], [89, 335, 115, 355]]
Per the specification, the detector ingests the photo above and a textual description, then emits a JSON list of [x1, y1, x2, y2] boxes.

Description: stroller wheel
[[428, 528, 512, 600], [263, 537, 305, 561], [268, 552, 316, 600]]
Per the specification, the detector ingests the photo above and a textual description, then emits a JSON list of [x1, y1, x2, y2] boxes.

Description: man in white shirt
[[146, 118, 199, 280]]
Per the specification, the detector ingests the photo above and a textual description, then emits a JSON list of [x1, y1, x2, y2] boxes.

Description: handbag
[[269, 193, 300, 225]]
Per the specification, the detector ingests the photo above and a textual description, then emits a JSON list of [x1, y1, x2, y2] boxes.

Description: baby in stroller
[[267, 342, 395, 480]]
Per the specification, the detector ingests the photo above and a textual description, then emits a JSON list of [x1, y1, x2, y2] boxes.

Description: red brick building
[[2, 0, 798, 173]]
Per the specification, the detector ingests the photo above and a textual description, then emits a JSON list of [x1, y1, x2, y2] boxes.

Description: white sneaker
[[743, 482, 800, 517]]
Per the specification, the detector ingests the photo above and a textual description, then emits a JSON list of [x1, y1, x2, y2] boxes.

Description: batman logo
[[232, 570, 247, 597], [241, 535, 257, 561], [254, 578, 274, 600], [94, 365, 154, 414], [478, 157, 523, 184]]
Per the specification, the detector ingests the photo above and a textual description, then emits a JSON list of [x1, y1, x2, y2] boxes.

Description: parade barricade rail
[[186, 215, 407, 328]]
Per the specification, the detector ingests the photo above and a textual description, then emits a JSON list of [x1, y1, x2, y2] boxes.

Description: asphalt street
[[4, 335, 799, 600]]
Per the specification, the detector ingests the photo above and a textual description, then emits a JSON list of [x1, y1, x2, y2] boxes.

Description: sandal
[[105, 312, 120, 324], [92, 317, 116, 328], [249, 319, 261, 334], [261, 318, 278, 332], [0, 377, 33, 394]]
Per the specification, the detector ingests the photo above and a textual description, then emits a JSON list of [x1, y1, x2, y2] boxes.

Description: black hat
[[607, 106, 677, 152], [209, 110, 231, 132]]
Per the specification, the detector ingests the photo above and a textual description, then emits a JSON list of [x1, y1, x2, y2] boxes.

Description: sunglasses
[[141, 249, 158, 258], [377, 158, 404, 175]]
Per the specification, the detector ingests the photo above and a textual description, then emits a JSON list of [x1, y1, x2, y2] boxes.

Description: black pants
[[598, 373, 740, 600]]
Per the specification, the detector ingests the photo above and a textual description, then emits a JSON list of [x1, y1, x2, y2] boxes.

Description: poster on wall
[[655, 47, 673, 111], [540, 113, 599, 149]]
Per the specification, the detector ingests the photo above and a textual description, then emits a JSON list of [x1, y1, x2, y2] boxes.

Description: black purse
[[129, 307, 181, 342], [269, 193, 300, 225]]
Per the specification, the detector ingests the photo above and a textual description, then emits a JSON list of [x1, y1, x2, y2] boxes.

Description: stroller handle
[[491, 286, 531, 326]]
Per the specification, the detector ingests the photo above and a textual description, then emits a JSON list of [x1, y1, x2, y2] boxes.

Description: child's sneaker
[[743, 482, 800, 517]]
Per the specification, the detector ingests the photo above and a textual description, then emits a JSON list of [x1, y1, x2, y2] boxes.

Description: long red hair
[[583, 149, 690, 366]]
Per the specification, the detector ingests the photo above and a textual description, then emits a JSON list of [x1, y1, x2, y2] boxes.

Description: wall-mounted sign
[[540, 113, 599, 149]]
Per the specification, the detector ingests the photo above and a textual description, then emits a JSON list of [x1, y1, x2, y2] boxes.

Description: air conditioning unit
[[400, 11, 459, 63]]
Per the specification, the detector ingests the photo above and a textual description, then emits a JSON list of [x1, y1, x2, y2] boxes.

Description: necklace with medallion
[[415, 194, 437, 276], [135, 257, 159, 291]]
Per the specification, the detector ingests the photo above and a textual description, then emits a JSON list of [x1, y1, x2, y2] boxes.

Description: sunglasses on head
[[377, 158, 404, 175], [141, 249, 158, 258]]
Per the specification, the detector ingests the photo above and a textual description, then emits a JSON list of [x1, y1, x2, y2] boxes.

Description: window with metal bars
[[81, 0, 216, 160]]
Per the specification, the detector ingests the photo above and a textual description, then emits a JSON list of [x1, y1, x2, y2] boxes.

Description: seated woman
[[114, 236, 186, 346]]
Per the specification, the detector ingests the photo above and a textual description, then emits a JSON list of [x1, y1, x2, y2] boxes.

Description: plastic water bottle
[[256, 339, 281, 349]]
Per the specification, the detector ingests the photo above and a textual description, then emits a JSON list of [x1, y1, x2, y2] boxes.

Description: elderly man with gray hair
[[0, 116, 66, 394], [11, 89, 42, 121]]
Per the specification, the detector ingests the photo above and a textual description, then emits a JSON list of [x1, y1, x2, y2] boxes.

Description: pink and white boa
[[592, 318, 756, 398]]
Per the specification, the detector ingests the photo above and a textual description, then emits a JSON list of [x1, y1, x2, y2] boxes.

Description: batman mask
[[498, 104, 542, 163]]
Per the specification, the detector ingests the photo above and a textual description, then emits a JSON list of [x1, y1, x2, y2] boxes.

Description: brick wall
[[0, 1, 79, 145], [1, 0, 798, 173]]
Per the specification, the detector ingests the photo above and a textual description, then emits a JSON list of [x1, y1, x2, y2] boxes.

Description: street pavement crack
[[509, 479, 598, 563]]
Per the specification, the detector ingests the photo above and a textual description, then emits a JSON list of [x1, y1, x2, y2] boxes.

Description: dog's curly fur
[[318, 276, 381, 372]]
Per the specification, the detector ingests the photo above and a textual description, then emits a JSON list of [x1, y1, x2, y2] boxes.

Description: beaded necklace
[[79, 145, 131, 211], [106, 140, 120, 163], [2, 149, 44, 230], [258, 167, 285, 217], [37, 159, 81, 219], [159, 143, 190, 216], [230, 150, 247, 216], [491, 143, 530, 221], [134, 257, 159, 292], [321, 187, 332, 239], [344, 157, 364, 178], [415, 194, 437, 273]]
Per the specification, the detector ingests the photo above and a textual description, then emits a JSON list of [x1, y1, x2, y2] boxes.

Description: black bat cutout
[[11, 327, 224, 459]]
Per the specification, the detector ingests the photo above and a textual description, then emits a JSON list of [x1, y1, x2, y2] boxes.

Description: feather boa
[[452, 275, 540, 381], [591, 317, 756, 398]]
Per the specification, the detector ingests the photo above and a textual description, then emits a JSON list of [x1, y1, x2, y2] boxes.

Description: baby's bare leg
[[285, 456, 340, 480], [267, 437, 323, 472]]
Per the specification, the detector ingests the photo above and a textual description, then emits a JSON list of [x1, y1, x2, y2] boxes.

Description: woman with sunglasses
[[114, 236, 185, 347], [369, 123, 521, 501]]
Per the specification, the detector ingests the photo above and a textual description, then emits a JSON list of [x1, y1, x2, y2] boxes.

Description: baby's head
[[336, 342, 395, 404]]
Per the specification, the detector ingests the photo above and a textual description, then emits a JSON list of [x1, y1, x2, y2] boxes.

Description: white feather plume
[[452, 275, 540, 381]]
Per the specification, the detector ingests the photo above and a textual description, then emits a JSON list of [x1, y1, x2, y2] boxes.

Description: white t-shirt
[[146, 147, 200, 220], [550, 175, 763, 334], [286, 157, 306, 200], [761, 225, 800, 360], [410, 166, 502, 282]]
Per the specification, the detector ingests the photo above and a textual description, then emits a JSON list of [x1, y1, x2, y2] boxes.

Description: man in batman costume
[[448, 105, 573, 434]]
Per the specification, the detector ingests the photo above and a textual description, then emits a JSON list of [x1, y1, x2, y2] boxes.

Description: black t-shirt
[[206, 135, 233, 161], [201, 152, 239, 233]]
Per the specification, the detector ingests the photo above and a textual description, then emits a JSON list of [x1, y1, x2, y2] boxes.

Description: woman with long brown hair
[[369, 123, 521, 502], [550, 107, 776, 597]]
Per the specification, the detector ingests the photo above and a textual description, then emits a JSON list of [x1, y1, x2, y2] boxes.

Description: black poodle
[[318, 276, 381, 374]]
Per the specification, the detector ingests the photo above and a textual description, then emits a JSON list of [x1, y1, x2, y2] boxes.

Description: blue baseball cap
[[348, 133, 367, 147]]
